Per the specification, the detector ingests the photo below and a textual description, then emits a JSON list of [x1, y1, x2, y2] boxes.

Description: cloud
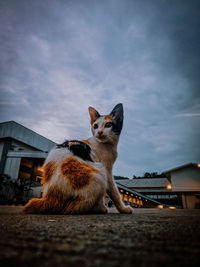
[[175, 113, 200, 118]]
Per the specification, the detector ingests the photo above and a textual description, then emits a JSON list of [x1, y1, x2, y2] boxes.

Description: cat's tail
[[63, 197, 94, 214], [23, 198, 49, 214]]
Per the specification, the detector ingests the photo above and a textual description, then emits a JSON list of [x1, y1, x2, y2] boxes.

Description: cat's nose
[[97, 131, 103, 136]]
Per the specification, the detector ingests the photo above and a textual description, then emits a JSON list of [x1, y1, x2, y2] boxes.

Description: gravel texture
[[0, 206, 200, 267]]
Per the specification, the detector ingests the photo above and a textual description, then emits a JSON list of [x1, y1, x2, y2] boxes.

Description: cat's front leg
[[107, 175, 133, 214]]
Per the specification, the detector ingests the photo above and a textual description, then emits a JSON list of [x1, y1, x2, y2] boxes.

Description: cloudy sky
[[0, 0, 200, 177]]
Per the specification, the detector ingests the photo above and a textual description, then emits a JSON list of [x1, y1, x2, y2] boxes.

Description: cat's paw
[[120, 206, 134, 214]]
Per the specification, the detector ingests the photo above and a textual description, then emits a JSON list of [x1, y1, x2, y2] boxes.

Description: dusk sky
[[0, 0, 200, 177]]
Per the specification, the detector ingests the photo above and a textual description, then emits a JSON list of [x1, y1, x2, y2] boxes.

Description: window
[[18, 158, 45, 186]]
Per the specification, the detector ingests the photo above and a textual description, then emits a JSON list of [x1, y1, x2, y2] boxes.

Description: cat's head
[[88, 103, 124, 143]]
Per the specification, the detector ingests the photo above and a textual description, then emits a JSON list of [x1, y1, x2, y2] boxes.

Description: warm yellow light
[[169, 206, 176, 209], [197, 164, 200, 168], [157, 205, 164, 209], [167, 184, 172, 190], [37, 166, 43, 172]]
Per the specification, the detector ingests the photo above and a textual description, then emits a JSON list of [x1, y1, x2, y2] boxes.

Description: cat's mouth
[[96, 134, 106, 141], [97, 135, 105, 140]]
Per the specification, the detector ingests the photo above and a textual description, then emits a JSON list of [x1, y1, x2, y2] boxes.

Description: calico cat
[[23, 104, 133, 214]]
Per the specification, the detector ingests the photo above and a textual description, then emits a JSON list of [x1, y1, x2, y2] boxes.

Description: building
[[117, 163, 200, 209], [164, 163, 200, 209], [116, 177, 179, 207], [0, 121, 55, 200], [115, 181, 165, 208]]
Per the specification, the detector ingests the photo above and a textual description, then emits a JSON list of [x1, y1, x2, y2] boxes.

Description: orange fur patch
[[81, 139, 90, 145], [43, 161, 57, 184], [46, 186, 66, 210], [23, 198, 48, 214], [60, 157, 99, 190], [104, 115, 113, 122], [64, 198, 82, 214], [89, 106, 99, 124], [68, 141, 79, 147], [23, 186, 66, 214]]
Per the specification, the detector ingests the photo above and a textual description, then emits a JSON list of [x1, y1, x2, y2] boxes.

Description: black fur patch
[[95, 111, 101, 119], [110, 103, 124, 135], [112, 119, 123, 135], [57, 140, 93, 162]]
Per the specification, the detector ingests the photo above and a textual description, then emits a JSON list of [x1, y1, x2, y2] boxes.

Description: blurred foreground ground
[[0, 206, 200, 267]]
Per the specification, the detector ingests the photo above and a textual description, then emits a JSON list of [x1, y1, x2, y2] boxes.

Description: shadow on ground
[[0, 206, 200, 267]]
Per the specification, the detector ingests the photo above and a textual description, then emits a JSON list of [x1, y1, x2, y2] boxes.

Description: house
[[117, 163, 200, 209], [164, 163, 200, 209], [0, 121, 55, 200]]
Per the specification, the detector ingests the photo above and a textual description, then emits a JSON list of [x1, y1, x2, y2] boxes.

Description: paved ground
[[0, 206, 200, 267]]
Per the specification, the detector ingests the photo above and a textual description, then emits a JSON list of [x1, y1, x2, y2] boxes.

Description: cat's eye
[[93, 123, 98, 129], [105, 122, 113, 128]]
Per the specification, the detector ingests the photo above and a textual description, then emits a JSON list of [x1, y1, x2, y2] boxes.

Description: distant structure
[[164, 164, 200, 209], [117, 177, 178, 206], [118, 163, 200, 209], [0, 121, 55, 198]]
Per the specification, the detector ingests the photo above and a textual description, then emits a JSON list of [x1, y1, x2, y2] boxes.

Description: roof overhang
[[164, 163, 199, 174], [7, 151, 48, 159]]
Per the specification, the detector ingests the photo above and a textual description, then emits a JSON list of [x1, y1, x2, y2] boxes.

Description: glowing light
[[157, 205, 164, 209], [37, 166, 43, 172], [197, 164, 200, 168], [126, 192, 129, 195], [167, 184, 172, 190], [120, 190, 123, 193], [169, 206, 176, 209]]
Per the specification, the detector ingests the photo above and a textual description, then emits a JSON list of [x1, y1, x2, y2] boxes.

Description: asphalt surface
[[0, 206, 200, 267]]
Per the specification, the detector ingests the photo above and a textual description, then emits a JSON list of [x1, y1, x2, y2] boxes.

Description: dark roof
[[116, 182, 168, 206], [116, 178, 170, 188], [0, 121, 55, 152]]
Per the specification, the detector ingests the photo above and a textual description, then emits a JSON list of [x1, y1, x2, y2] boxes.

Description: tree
[[144, 172, 151, 178], [132, 172, 166, 179]]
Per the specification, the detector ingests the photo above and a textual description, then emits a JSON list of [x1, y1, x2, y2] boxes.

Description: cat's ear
[[88, 106, 101, 124], [110, 103, 124, 121], [110, 103, 124, 135]]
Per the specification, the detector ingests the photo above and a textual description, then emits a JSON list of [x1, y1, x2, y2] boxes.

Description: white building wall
[[4, 157, 21, 180], [171, 167, 200, 192]]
